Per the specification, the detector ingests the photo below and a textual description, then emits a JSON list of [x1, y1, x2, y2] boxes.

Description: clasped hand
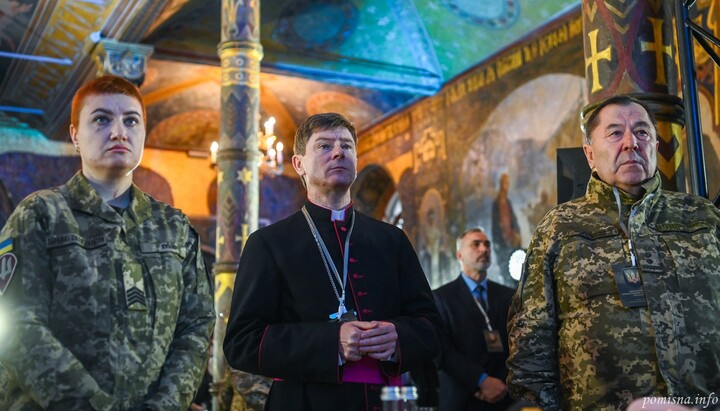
[[339, 321, 397, 362], [474, 376, 507, 403]]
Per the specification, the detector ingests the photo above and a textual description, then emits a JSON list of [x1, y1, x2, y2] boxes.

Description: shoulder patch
[[0, 242, 17, 295], [0, 238, 12, 255]]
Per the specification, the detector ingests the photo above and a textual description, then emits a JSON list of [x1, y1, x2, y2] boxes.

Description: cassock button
[[362, 309, 372, 315], [340, 226, 348, 232], [349, 257, 358, 263], [352, 273, 363, 280], [357, 291, 368, 297]]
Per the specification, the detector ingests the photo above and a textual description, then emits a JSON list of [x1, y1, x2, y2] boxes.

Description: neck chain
[[301, 206, 355, 320]]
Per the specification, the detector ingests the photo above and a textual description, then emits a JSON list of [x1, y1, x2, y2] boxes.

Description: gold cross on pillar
[[641, 17, 673, 85], [586, 29, 612, 93]]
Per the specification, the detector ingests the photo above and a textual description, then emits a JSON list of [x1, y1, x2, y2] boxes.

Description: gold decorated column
[[581, 0, 686, 190], [213, 1, 263, 410]]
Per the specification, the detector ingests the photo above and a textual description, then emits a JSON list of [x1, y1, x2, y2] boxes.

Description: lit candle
[[210, 141, 218, 165], [266, 135, 276, 147], [276, 142, 284, 164], [264, 117, 275, 136]]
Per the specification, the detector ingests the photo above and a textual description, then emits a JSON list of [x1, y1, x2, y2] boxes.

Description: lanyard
[[472, 295, 493, 332], [612, 187, 654, 267], [301, 206, 355, 320]]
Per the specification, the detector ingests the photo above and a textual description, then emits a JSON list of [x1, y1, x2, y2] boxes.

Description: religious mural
[[358, 11, 587, 288], [455, 74, 586, 286], [0, 151, 173, 228], [353, 1, 720, 288]]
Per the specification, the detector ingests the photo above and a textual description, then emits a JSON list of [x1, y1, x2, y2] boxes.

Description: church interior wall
[[1, 5, 719, 290], [357, 11, 588, 288]]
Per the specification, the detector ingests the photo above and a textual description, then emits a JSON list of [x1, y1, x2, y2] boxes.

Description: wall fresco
[[355, 3, 720, 288], [357, 12, 587, 288], [0, 152, 173, 227]]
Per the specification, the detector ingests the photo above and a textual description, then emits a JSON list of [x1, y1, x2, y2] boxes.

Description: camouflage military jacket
[[0, 172, 215, 411], [507, 172, 720, 411]]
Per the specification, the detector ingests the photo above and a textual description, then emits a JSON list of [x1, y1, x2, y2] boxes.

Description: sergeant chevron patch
[[125, 286, 147, 310]]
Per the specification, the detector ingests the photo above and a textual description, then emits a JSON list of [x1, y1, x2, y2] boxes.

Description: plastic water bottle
[[382, 386, 420, 411], [381, 386, 403, 411], [400, 386, 418, 411]]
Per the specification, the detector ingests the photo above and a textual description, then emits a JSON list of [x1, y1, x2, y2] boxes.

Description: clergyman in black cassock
[[223, 113, 440, 411]]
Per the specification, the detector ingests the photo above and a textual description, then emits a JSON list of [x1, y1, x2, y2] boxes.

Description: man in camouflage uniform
[[507, 95, 720, 410], [0, 75, 215, 410]]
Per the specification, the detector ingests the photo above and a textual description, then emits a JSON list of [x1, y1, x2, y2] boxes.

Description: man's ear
[[583, 144, 595, 169], [292, 154, 304, 177]]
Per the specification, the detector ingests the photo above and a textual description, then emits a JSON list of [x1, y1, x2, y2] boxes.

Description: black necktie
[[477, 284, 488, 311]]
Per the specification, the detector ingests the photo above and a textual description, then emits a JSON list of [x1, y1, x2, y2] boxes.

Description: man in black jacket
[[434, 227, 515, 410]]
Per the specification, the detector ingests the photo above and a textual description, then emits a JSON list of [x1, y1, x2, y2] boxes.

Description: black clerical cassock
[[224, 201, 440, 411]]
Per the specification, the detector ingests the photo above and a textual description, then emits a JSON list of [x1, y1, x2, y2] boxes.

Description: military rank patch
[[123, 267, 148, 311], [0, 238, 17, 296]]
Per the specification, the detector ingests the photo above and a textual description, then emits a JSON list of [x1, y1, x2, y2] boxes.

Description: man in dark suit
[[434, 227, 515, 410], [223, 113, 440, 411]]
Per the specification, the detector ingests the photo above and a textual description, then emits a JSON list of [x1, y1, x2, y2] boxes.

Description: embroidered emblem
[[0, 238, 11, 255], [126, 286, 147, 308], [0, 238, 17, 296], [123, 265, 147, 310], [624, 267, 641, 284]]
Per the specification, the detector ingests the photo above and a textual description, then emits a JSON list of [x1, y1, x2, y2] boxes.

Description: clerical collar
[[331, 209, 347, 221], [305, 200, 353, 222]]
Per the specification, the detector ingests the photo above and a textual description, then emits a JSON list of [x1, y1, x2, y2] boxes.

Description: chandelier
[[209, 116, 284, 176], [258, 117, 284, 175]]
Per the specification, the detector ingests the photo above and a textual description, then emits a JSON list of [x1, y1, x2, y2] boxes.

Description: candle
[[264, 117, 275, 136], [276, 142, 284, 164], [210, 141, 218, 165]]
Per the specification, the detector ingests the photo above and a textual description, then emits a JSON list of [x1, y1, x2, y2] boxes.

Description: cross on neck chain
[[301, 206, 355, 320]]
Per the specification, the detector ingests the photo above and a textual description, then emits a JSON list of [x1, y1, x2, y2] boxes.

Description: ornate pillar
[[213, 1, 264, 410], [580, 0, 686, 191], [85, 37, 154, 86]]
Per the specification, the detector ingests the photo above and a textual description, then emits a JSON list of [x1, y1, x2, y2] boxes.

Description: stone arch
[[351, 164, 395, 219]]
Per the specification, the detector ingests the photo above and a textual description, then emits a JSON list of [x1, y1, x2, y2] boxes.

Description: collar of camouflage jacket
[[585, 171, 661, 206], [66, 171, 151, 227]]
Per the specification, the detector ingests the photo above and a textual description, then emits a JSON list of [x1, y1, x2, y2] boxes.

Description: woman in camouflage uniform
[[0, 75, 215, 410]]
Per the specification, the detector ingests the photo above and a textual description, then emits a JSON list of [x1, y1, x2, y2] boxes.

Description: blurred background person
[[434, 227, 514, 410]]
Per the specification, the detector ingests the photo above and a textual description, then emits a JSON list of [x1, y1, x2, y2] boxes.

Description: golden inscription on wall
[[413, 127, 447, 173], [358, 113, 411, 155]]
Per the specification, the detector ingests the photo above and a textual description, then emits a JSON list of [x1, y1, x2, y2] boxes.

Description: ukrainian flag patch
[[0, 238, 17, 296], [0, 238, 11, 255]]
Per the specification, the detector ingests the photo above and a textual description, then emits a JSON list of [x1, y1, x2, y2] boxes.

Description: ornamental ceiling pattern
[[0, 0, 578, 149]]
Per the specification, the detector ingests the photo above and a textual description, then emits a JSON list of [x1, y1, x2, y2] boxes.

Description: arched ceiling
[[0, 0, 579, 149]]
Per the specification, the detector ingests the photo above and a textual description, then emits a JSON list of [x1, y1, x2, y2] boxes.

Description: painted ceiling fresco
[[0, 0, 579, 149], [146, 0, 580, 92]]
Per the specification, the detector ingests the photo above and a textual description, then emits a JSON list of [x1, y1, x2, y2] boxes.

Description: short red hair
[[71, 75, 146, 129]]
